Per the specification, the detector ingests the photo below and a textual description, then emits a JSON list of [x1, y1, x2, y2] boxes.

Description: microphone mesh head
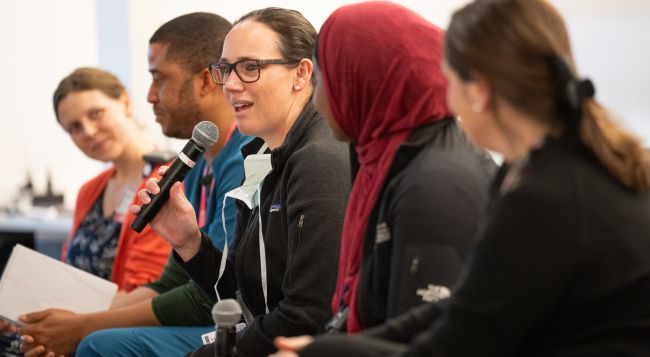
[[212, 299, 242, 327], [192, 121, 220, 149]]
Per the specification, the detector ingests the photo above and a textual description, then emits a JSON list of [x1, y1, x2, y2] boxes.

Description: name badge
[[200, 323, 247, 345]]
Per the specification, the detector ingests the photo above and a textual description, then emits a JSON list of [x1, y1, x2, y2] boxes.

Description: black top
[[302, 136, 650, 357], [177, 102, 351, 357], [405, 136, 650, 356], [355, 119, 496, 328]]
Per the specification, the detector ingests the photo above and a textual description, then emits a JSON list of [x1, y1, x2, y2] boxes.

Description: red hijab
[[319, 1, 451, 332]]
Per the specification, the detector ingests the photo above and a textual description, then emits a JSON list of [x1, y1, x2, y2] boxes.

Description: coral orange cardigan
[[61, 166, 171, 291]]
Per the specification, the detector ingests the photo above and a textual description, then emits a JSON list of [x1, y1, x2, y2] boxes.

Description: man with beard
[[18, 12, 250, 357]]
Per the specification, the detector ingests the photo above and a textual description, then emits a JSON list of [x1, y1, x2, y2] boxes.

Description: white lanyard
[[258, 191, 270, 313], [215, 144, 272, 314]]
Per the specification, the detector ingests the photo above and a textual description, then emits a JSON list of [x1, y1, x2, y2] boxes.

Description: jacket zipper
[[285, 214, 305, 289]]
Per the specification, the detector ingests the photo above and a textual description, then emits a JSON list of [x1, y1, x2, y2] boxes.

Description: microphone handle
[[131, 141, 203, 233], [215, 325, 236, 357]]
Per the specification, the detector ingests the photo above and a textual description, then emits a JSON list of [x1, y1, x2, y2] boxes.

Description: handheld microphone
[[212, 299, 242, 357], [131, 121, 219, 233]]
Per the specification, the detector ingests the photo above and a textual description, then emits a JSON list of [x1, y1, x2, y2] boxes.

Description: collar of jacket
[[240, 100, 320, 172], [350, 117, 455, 180]]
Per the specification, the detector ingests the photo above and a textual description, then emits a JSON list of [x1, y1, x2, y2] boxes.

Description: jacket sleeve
[[151, 282, 215, 326], [383, 156, 489, 318], [144, 254, 188, 293], [363, 302, 441, 344], [174, 233, 230, 302], [146, 254, 214, 325], [402, 184, 579, 357], [235, 142, 351, 357]]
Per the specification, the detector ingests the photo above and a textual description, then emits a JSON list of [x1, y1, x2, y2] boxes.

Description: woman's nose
[[80, 120, 98, 138], [223, 71, 244, 92]]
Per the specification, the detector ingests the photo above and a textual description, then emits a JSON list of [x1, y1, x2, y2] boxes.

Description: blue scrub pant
[[76, 325, 213, 356]]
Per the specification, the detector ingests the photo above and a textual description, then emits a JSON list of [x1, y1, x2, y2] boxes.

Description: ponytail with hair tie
[[547, 56, 650, 191], [547, 56, 596, 132]]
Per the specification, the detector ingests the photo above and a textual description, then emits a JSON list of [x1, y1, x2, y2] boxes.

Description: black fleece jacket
[[301, 136, 650, 357], [356, 119, 496, 329], [177, 102, 351, 357]]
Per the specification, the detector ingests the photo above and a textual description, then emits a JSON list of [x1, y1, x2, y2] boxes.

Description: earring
[[471, 103, 482, 113], [294, 85, 301, 90]]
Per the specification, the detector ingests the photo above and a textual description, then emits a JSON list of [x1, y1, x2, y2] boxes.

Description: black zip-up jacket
[[301, 136, 650, 357], [177, 103, 351, 357], [355, 119, 496, 329]]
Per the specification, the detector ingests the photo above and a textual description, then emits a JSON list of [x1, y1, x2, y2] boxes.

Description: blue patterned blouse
[[65, 191, 121, 280]]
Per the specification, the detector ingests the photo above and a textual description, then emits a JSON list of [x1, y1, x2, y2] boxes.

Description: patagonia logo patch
[[269, 203, 281, 212]]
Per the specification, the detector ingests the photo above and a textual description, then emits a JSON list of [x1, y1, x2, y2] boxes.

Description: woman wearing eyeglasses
[[130, 7, 350, 357]]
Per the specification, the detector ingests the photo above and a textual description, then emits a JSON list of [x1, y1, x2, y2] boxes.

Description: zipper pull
[[298, 214, 304, 228], [410, 256, 420, 275]]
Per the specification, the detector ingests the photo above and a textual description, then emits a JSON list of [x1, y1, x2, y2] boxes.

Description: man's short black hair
[[150, 12, 232, 73]]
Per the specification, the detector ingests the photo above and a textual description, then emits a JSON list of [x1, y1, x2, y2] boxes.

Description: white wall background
[[1, 0, 649, 210], [0, 1, 99, 211]]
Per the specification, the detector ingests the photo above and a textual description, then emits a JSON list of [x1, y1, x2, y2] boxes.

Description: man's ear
[[198, 67, 219, 97], [292, 58, 313, 91]]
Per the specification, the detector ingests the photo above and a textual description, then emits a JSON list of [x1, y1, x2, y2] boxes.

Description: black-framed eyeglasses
[[208, 59, 299, 85]]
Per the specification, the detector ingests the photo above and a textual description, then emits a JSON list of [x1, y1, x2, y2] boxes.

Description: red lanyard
[[198, 121, 237, 228]]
